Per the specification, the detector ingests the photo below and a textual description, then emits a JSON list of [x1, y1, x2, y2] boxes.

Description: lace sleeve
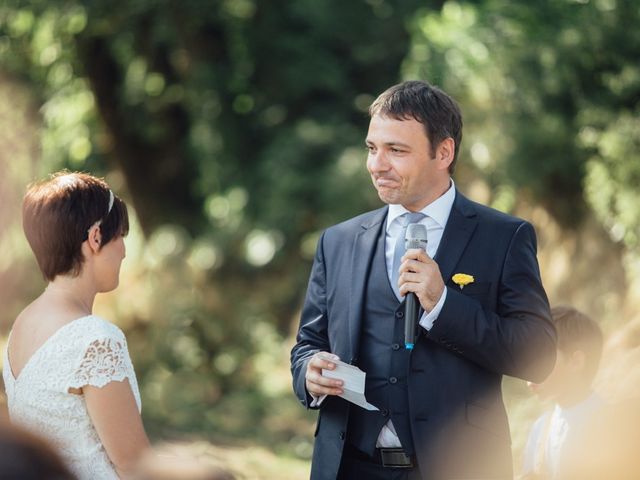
[[69, 336, 133, 389]]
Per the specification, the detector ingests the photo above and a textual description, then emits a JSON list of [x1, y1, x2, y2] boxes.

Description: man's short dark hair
[[369, 80, 463, 174], [551, 305, 604, 383], [22, 171, 129, 281]]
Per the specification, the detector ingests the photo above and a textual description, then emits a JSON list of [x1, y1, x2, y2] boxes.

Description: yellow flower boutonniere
[[452, 273, 475, 290]]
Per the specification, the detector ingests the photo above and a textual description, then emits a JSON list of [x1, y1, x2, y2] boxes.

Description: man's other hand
[[305, 352, 344, 397]]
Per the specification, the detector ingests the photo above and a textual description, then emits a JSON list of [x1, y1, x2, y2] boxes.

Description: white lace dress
[[3, 315, 141, 480]]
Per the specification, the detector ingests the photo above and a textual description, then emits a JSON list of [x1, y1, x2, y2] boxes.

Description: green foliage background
[[1, 0, 639, 477]]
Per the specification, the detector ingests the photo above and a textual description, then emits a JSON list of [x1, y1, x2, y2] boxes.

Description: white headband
[[107, 190, 114, 214], [86, 190, 114, 237]]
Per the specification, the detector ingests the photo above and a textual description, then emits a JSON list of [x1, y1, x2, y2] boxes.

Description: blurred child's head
[[528, 306, 603, 405]]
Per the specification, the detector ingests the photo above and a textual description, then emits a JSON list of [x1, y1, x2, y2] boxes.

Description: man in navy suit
[[291, 80, 556, 479]]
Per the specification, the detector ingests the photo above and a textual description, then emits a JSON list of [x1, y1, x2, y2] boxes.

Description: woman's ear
[[86, 223, 103, 253]]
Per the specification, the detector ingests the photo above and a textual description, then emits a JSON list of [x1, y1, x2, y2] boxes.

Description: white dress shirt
[[522, 393, 604, 479]]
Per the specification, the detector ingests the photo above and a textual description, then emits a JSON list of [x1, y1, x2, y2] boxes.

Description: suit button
[[339, 431, 345, 440], [381, 409, 389, 417], [389, 377, 398, 384], [392, 343, 400, 351], [395, 311, 404, 319]]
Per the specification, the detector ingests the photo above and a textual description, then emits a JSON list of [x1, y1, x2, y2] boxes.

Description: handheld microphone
[[404, 223, 428, 350]]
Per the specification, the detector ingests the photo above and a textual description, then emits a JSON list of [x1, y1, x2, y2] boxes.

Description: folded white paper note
[[322, 360, 378, 411]]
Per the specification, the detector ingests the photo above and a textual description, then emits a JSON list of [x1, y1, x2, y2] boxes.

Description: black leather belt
[[345, 444, 415, 468]]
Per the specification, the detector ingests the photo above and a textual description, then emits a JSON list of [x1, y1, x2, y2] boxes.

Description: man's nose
[[368, 150, 389, 172]]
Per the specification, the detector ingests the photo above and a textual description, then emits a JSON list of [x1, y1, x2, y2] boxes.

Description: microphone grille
[[405, 223, 428, 251]]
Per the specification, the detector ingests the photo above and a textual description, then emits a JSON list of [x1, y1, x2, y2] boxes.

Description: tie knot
[[404, 212, 426, 226]]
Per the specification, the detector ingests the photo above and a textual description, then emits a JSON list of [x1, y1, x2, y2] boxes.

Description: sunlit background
[[1, 1, 639, 478]]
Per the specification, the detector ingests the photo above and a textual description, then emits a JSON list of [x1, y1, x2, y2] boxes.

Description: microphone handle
[[405, 292, 421, 350], [403, 224, 428, 350]]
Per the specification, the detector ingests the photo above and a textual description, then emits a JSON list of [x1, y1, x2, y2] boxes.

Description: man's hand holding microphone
[[398, 223, 445, 349]]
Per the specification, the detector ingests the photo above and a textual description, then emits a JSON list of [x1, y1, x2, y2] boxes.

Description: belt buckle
[[379, 448, 414, 468]]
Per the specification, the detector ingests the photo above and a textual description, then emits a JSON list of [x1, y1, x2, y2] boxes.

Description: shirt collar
[[386, 179, 456, 232]]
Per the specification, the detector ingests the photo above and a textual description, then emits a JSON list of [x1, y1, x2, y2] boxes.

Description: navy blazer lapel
[[434, 191, 478, 283], [347, 207, 388, 360]]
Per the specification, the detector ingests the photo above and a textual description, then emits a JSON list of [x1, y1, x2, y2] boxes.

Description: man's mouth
[[375, 177, 398, 188]]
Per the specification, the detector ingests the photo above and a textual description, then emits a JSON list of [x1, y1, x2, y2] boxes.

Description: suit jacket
[[291, 191, 556, 479]]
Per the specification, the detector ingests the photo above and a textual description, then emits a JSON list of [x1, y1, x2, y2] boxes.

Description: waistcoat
[[347, 227, 414, 456]]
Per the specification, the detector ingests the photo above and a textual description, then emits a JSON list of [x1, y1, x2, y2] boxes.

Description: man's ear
[[86, 223, 102, 253], [436, 137, 455, 171]]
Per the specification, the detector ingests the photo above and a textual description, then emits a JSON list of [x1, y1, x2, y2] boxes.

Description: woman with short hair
[[3, 171, 149, 479]]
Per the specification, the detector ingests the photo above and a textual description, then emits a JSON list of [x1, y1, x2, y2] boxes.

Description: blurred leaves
[[583, 113, 640, 248], [406, 0, 640, 237], [1, 0, 427, 237]]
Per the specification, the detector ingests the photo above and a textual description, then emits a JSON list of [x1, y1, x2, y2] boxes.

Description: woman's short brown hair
[[23, 171, 129, 281]]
